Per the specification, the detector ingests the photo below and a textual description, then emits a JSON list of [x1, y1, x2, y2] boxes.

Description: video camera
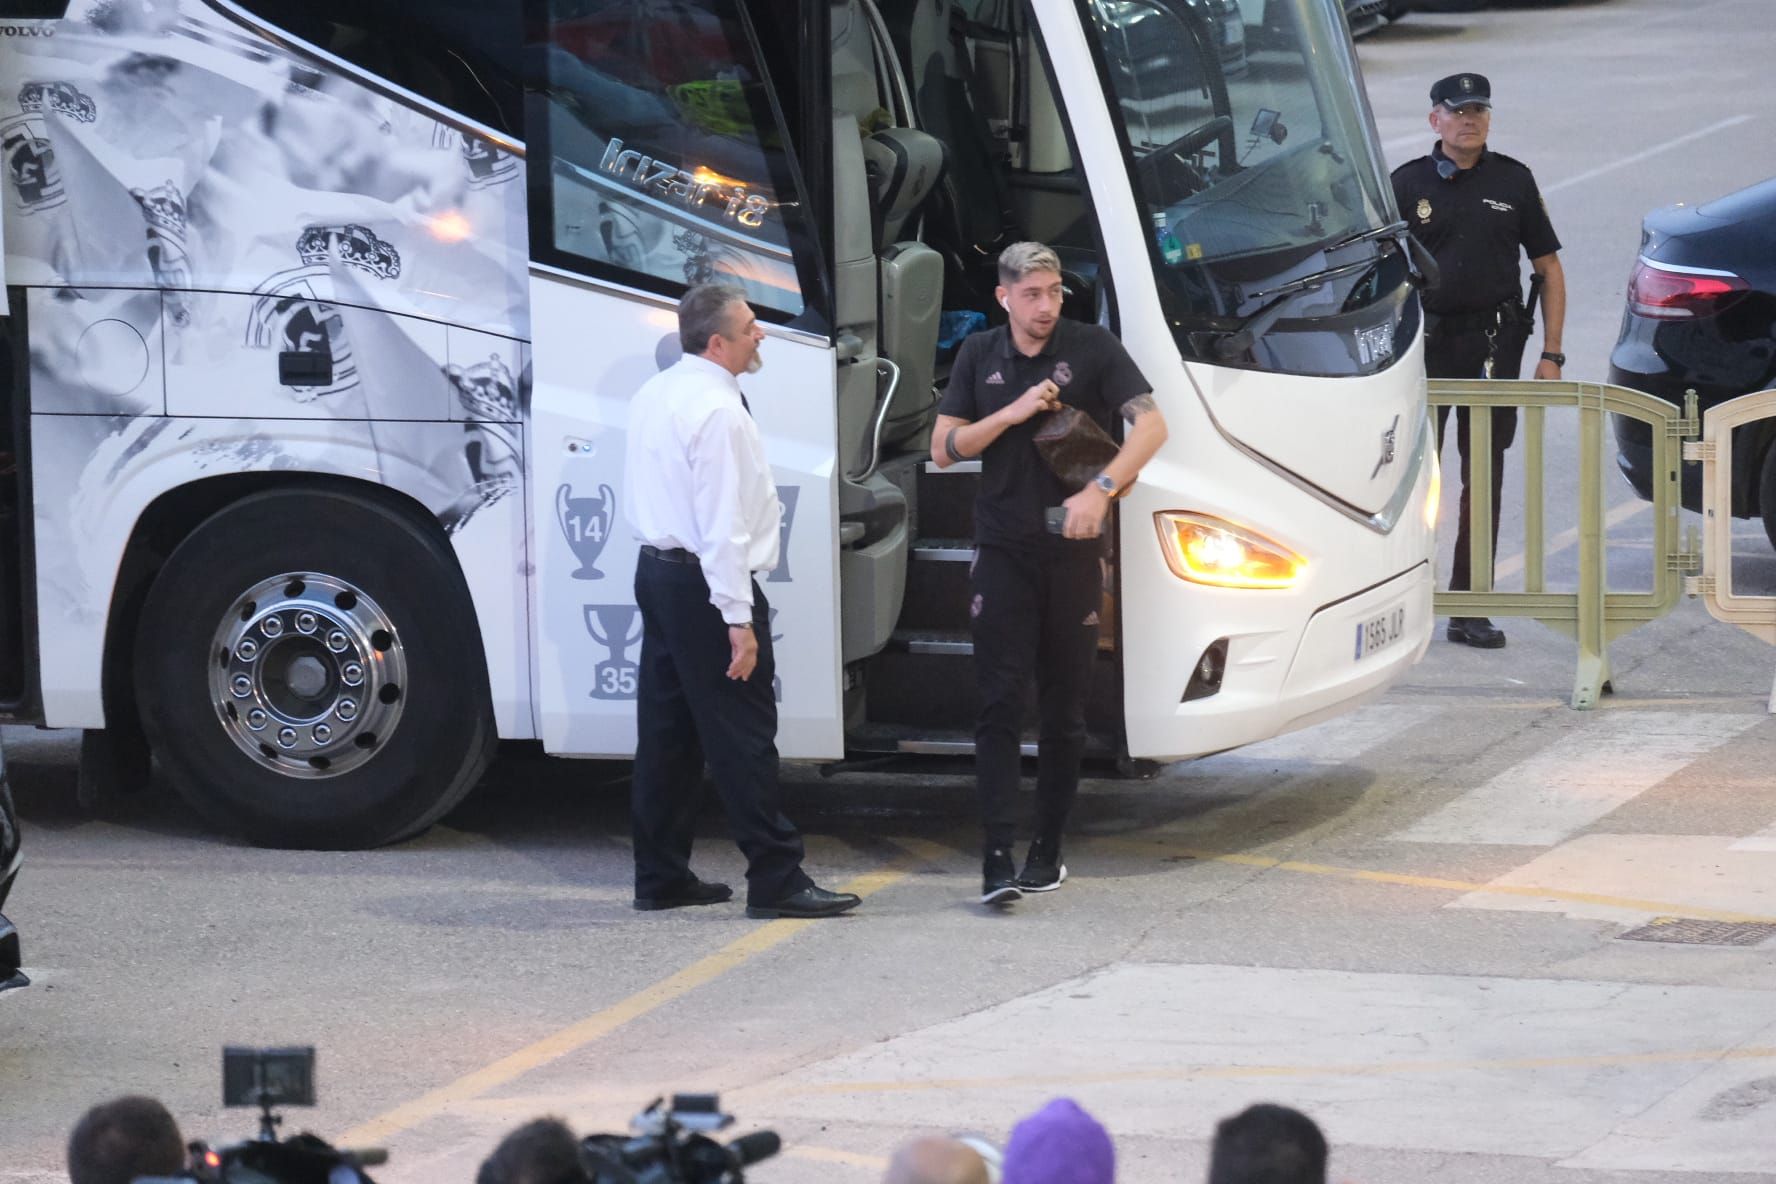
[[579, 1095, 778, 1184], [141, 1047, 386, 1184]]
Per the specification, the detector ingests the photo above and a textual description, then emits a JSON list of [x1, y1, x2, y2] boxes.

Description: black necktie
[[739, 391, 752, 417]]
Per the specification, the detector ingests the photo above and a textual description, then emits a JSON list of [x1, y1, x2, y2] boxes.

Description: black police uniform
[[936, 318, 1150, 861], [1392, 143, 1561, 593]]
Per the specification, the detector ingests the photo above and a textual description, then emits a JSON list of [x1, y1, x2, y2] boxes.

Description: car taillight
[[1628, 258, 1749, 319]]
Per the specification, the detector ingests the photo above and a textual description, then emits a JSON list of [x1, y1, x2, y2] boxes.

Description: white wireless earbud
[[999, 298, 1008, 310]]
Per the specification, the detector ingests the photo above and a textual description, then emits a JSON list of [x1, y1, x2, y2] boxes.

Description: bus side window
[[527, 0, 814, 322], [230, 0, 522, 135]]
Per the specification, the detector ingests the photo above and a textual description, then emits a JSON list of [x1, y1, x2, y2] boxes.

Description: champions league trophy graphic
[[556, 482, 615, 579], [584, 605, 643, 701]]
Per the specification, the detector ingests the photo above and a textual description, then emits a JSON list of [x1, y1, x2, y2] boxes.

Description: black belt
[[1425, 301, 1518, 336], [641, 544, 699, 565]]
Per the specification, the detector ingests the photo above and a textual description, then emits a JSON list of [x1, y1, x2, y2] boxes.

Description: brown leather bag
[[1032, 406, 1122, 495]]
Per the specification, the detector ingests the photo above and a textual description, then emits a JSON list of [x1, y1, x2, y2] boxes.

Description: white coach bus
[[0, 0, 1435, 846]]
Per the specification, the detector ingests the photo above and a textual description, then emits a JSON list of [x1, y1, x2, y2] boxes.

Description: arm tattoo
[[944, 425, 972, 464], [1120, 393, 1158, 424]]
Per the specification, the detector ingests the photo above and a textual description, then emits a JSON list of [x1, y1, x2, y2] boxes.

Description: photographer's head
[[883, 1136, 989, 1184], [477, 1117, 588, 1184], [66, 1096, 185, 1184], [1207, 1104, 1327, 1184]]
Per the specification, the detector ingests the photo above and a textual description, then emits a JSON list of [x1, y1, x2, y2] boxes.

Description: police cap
[[1430, 73, 1491, 111]]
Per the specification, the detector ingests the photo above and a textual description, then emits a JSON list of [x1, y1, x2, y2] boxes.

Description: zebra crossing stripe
[[1390, 712, 1760, 846]]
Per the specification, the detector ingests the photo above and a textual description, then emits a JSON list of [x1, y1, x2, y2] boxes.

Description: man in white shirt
[[623, 283, 860, 920]]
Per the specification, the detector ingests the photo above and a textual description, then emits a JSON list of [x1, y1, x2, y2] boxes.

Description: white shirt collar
[[681, 351, 742, 392]]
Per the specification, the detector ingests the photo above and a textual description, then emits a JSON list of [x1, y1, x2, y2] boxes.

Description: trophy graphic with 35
[[584, 605, 643, 701]]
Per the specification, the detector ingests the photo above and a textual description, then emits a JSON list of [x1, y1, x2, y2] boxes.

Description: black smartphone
[[1044, 506, 1067, 535]]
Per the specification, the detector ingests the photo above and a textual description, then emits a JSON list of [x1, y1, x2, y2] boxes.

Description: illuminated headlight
[[1424, 446, 1442, 531], [1153, 512, 1306, 590]]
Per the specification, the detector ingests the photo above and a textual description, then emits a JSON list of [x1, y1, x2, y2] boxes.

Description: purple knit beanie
[[1002, 1098, 1115, 1184]]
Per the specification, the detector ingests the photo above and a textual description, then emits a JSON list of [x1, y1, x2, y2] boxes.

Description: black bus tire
[[133, 487, 496, 848]]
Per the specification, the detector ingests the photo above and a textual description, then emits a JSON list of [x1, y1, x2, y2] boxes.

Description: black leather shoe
[[981, 847, 1022, 905], [633, 879, 733, 911], [1446, 617, 1506, 648], [745, 884, 861, 919]]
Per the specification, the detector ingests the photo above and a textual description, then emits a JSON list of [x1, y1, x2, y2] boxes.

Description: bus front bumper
[[1125, 561, 1434, 762]]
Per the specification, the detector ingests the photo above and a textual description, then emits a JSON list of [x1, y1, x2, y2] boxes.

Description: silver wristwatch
[[1093, 472, 1118, 496]]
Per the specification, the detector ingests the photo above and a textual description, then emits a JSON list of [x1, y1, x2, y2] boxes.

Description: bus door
[[523, 0, 844, 758]]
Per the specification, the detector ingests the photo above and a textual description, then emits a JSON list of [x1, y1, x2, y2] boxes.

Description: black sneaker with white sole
[[1016, 838, 1067, 892], [981, 847, 1022, 905]]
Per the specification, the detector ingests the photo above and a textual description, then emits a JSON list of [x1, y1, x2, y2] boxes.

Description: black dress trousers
[[630, 553, 812, 906], [1429, 321, 1529, 592], [969, 543, 1103, 854]]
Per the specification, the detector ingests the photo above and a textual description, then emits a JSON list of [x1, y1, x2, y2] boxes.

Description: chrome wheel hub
[[210, 572, 407, 778]]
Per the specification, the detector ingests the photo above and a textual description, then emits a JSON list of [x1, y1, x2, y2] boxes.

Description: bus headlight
[[1153, 512, 1306, 590]]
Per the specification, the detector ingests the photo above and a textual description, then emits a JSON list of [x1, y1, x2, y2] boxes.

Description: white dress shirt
[[624, 353, 781, 625]]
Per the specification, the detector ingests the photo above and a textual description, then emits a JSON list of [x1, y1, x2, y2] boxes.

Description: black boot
[[1446, 617, 1506, 648]]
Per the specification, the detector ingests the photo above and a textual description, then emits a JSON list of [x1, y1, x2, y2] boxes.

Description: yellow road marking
[[1494, 499, 1650, 582], [1088, 838, 1776, 925], [340, 841, 948, 1147], [772, 1045, 1776, 1098], [782, 1145, 890, 1168]]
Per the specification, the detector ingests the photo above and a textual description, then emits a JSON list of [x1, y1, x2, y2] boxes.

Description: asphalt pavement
[[5, 2, 1776, 1182]]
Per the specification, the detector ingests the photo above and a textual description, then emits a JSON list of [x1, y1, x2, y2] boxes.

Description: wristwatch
[[1092, 472, 1118, 496], [1540, 351, 1566, 366]]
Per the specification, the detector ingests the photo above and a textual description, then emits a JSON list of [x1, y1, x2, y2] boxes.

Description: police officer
[[1392, 73, 1566, 650], [931, 242, 1169, 905]]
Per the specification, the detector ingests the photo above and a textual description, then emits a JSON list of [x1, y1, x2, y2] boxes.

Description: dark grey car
[[1610, 178, 1776, 542], [1, 743, 22, 991]]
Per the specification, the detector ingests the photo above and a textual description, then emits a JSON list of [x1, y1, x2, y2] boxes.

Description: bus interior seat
[[832, 0, 910, 663], [886, 0, 1099, 321], [862, 128, 945, 449]]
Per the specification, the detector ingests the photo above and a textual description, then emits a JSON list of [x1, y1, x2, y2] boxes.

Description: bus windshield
[[1085, 0, 1408, 376]]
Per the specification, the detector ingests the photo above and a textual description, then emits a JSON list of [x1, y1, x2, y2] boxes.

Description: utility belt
[[1423, 297, 1531, 339], [1426, 295, 1536, 380]]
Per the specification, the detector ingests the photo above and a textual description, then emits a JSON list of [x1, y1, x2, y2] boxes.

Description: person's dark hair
[[1206, 1104, 1328, 1184], [678, 283, 748, 355], [476, 1116, 587, 1184], [66, 1095, 186, 1184]]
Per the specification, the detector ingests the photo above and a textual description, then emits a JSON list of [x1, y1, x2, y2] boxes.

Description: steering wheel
[[1137, 116, 1235, 181]]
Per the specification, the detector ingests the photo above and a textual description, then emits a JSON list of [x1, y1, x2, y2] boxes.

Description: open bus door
[[522, 0, 850, 758]]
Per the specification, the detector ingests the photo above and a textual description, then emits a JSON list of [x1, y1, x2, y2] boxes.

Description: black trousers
[[970, 543, 1103, 855], [631, 554, 812, 906], [1428, 321, 1528, 593]]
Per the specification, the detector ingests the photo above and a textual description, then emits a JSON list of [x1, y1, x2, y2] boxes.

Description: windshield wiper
[[1324, 218, 1407, 255], [1321, 218, 1441, 290], [1208, 255, 1381, 359]]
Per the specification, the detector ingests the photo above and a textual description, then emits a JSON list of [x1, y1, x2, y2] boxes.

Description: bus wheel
[[133, 488, 495, 848]]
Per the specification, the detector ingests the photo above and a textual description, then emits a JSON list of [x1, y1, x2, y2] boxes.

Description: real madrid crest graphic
[[246, 225, 402, 402], [1416, 197, 1432, 224], [3, 82, 96, 216]]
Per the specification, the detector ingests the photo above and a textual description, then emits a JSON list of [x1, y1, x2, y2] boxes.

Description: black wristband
[[1540, 351, 1565, 366], [944, 425, 972, 464]]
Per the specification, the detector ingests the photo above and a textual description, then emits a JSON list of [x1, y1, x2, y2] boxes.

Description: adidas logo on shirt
[[985, 371, 1005, 384]]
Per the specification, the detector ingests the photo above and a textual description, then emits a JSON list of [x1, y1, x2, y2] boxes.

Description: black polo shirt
[[1391, 144, 1561, 317], [937, 318, 1150, 554]]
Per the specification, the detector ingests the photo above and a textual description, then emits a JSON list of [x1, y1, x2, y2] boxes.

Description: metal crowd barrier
[[1425, 379, 1700, 709]]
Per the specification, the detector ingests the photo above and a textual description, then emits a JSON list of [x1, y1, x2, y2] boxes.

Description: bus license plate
[[1354, 603, 1406, 660]]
